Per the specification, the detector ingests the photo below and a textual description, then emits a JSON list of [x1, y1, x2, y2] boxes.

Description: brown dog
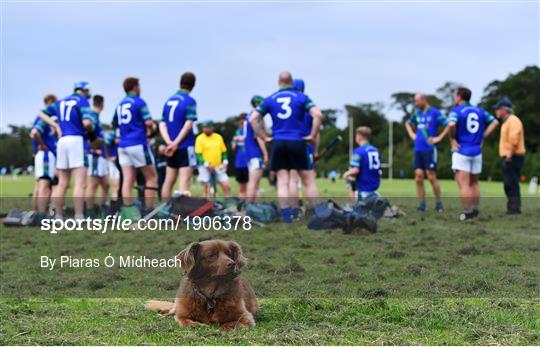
[[145, 240, 258, 330]]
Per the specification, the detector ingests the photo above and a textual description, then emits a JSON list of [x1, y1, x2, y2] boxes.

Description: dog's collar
[[193, 284, 217, 315]]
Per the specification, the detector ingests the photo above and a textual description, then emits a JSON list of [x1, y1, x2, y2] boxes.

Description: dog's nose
[[226, 260, 235, 268]]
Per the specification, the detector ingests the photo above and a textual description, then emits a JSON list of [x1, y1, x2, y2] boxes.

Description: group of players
[[404, 89, 499, 220], [30, 70, 499, 224], [30, 71, 325, 223]]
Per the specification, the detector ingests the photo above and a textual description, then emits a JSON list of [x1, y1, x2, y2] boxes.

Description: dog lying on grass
[[145, 240, 258, 330]]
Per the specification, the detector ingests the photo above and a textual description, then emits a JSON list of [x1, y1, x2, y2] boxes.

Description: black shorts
[[166, 146, 196, 169], [270, 140, 310, 171], [235, 167, 249, 183]]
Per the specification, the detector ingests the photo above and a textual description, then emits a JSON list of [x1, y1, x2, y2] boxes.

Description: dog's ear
[[176, 242, 200, 273], [228, 241, 247, 269]]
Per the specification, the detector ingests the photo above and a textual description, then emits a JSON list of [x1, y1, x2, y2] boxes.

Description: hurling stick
[[314, 135, 342, 162]]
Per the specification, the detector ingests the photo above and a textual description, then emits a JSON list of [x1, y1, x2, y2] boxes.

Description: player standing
[[288, 78, 319, 218], [232, 114, 249, 199], [31, 94, 58, 221], [245, 96, 269, 203], [405, 93, 449, 212], [448, 87, 499, 220], [195, 121, 232, 198], [159, 72, 198, 200], [104, 129, 120, 203], [250, 71, 323, 223], [86, 95, 110, 218], [112, 77, 158, 219], [39, 82, 94, 220]]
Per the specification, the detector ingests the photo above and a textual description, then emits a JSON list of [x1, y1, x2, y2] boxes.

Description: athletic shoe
[[120, 205, 142, 222], [280, 207, 293, 224], [506, 209, 521, 215], [291, 207, 303, 221], [459, 208, 478, 221], [85, 208, 98, 220], [417, 202, 427, 212], [435, 201, 444, 212], [30, 212, 46, 226]]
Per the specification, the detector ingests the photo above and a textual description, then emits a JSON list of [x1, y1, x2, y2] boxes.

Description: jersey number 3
[[276, 97, 292, 120]]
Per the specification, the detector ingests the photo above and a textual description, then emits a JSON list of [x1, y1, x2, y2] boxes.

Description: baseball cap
[[74, 81, 90, 91], [493, 96, 513, 110], [250, 95, 264, 108]]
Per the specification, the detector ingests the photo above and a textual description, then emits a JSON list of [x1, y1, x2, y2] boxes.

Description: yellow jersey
[[195, 132, 227, 167]]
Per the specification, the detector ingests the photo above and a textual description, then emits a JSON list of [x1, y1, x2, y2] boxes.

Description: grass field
[[1, 176, 539, 345]]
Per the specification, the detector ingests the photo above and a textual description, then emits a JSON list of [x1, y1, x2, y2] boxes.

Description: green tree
[[479, 65, 540, 152], [0, 125, 34, 169]]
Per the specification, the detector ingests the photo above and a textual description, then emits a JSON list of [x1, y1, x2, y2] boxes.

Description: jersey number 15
[[117, 103, 133, 125]]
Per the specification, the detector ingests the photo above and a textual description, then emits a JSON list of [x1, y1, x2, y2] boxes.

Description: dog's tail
[[144, 300, 174, 315]]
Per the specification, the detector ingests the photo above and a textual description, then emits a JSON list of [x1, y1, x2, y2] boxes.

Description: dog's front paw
[[219, 315, 255, 331], [175, 317, 206, 327]]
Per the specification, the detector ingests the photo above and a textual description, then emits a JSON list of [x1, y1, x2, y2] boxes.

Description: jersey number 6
[[466, 112, 480, 134]]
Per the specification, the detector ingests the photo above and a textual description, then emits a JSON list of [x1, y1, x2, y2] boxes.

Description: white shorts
[[108, 160, 120, 180], [87, 155, 109, 177], [452, 152, 482, 174], [248, 157, 264, 172], [198, 166, 229, 183], [56, 135, 86, 170], [34, 150, 56, 180], [118, 144, 155, 168]]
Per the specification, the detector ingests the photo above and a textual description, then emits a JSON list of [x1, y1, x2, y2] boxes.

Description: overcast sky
[[1, 1, 538, 131]]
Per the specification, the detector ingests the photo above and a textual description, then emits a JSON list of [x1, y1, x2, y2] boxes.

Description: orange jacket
[[499, 114, 525, 157]]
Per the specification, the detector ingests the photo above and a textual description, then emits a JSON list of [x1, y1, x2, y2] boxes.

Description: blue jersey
[[32, 116, 57, 155], [44, 93, 91, 137], [256, 87, 315, 140], [112, 93, 152, 147], [350, 143, 381, 193], [302, 110, 313, 137], [448, 103, 495, 157], [244, 112, 263, 160], [233, 128, 248, 168], [161, 90, 197, 148], [104, 131, 118, 158], [88, 110, 105, 157], [408, 106, 447, 151], [31, 117, 40, 154]]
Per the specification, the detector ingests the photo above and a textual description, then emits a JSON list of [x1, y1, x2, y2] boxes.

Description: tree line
[[1, 65, 538, 181]]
